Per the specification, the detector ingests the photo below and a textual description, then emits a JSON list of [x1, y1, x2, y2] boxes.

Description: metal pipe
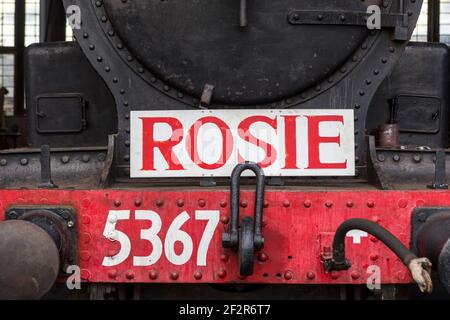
[[326, 218, 433, 293]]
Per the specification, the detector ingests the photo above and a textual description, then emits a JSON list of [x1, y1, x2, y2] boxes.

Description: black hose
[[327, 218, 417, 271]]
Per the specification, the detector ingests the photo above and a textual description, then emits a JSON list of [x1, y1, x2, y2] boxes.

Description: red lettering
[[306, 115, 347, 169], [282, 115, 300, 169], [238, 116, 277, 168], [186, 116, 234, 170], [141, 117, 185, 171]]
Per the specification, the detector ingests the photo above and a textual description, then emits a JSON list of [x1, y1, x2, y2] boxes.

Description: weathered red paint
[[0, 189, 449, 285]]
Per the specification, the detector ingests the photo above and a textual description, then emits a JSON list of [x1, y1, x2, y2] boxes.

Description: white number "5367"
[[102, 210, 220, 267]]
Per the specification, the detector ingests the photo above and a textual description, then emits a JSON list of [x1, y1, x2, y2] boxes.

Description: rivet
[[134, 199, 142, 207], [367, 200, 375, 208], [198, 199, 206, 207], [306, 271, 316, 280], [220, 216, 230, 224], [370, 254, 379, 261], [240, 200, 248, 208], [331, 271, 339, 279], [194, 271, 203, 280], [282, 200, 291, 208], [303, 200, 312, 208], [351, 271, 360, 280], [258, 252, 269, 262], [220, 254, 229, 263], [82, 215, 91, 225], [346, 201, 354, 208], [82, 198, 91, 208], [108, 269, 118, 279], [217, 269, 227, 279], [81, 270, 91, 281], [149, 270, 158, 280], [156, 199, 164, 207], [20, 158, 28, 166], [114, 199, 121, 207], [325, 201, 333, 208], [284, 271, 294, 280], [170, 272, 179, 280], [80, 251, 91, 261], [220, 200, 228, 208], [398, 199, 408, 208], [177, 199, 185, 207]]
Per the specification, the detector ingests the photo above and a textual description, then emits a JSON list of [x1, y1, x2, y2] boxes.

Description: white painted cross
[[346, 230, 369, 244]]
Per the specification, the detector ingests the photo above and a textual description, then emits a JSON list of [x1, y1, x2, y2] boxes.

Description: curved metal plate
[[103, 0, 378, 105]]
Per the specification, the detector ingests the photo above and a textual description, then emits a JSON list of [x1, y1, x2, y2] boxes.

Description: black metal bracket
[[429, 150, 448, 189], [222, 162, 265, 276], [6, 206, 77, 274], [367, 136, 392, 190], [38, 145, 58, 189], [288, 9, 409, 41]]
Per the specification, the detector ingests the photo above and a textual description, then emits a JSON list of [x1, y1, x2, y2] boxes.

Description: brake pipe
[[324, 218, 433, 293]]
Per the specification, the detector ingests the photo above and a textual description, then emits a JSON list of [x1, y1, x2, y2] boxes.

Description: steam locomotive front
[[0, 0, 449, 300]]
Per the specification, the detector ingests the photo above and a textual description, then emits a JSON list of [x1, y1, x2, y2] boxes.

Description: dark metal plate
[[103, 0, 378, 105]]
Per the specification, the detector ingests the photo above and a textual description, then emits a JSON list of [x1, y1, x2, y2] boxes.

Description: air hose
[[324, 218, 433, 293]]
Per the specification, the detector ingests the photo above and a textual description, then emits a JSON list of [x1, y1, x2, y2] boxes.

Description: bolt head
[[284, 271, 294, 280], [156, 199, 164, 207], [176, 199, 184, 207], [108, 270, 118, 279], [67, 221, 75, 228], [217, 269, 227, 279], [134, 199, 142, 207], [126, 271, 135, 280], [198, 199, 206, 207], [331, 271, 340, 279], [149, 270, 158, 280], [258, 252, 269, 262], [220, 216, 230, 224], [194, 271, 203, 280]]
